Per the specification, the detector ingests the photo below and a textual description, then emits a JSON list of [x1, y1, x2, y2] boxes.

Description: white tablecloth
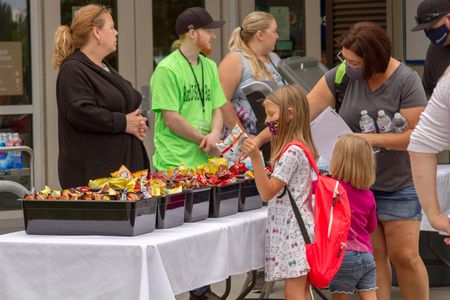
[[0, 208, 267, 300], [420, 164, 450, 233]]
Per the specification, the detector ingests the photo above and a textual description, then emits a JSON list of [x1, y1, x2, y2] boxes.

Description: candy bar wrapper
[[216, 124, 248, 162], [195, 163, 208, 176]]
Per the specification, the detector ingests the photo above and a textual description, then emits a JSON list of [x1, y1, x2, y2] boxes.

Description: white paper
[[311, 106, 353, 163]]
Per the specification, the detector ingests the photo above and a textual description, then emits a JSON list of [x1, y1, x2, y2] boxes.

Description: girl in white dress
[[243, 85, 316, 300]]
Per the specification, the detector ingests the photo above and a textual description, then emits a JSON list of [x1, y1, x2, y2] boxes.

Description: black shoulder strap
[[285, 186, 311, 244]]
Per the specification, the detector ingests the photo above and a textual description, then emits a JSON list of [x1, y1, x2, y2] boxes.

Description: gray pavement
[[176, 272, 450, 299]]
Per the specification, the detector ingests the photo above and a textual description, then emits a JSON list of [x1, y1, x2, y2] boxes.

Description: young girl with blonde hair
[[328, 134, 378, 300], [243, 84, 316, 300]]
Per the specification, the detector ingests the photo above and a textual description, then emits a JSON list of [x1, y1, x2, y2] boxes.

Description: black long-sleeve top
[[56, 50, 149, 188]]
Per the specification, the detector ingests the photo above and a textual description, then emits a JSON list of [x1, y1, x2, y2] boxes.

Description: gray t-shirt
[[325, 63, 427, 191]]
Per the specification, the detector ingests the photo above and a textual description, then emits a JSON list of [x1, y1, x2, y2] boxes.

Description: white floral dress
[[265, 145, 315, 281]]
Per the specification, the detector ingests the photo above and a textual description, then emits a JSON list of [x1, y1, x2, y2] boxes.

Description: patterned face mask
[[265, 119, 279, 136]]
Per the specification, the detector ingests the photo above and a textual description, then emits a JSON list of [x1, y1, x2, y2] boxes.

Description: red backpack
[[281, 141, 351, 288]]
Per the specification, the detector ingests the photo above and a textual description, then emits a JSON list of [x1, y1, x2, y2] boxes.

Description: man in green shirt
[[151, 7, 226, 172]]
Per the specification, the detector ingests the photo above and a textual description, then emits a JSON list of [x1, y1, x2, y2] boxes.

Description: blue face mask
[[345, 64, 364, 80], [426, 23, 449, 46], [265, 120, 279, 136]]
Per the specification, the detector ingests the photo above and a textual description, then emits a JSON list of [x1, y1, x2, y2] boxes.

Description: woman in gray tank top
[[218, 11, 285, 138], [308, 22, 428, 300]]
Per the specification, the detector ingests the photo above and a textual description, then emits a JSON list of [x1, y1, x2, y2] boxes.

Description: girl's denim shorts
[[372, 186, 422, 221], [329, 250, 377, 294]]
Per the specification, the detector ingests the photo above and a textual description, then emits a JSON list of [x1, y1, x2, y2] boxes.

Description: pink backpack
[[281, 141, 351, 288]]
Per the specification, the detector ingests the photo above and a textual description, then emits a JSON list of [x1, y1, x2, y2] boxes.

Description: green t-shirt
[[151, 50, 226, 170]]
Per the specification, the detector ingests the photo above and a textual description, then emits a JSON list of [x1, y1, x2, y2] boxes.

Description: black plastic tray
[[156, 192, 186, 229], [239, 179, 263, 212], [19, 197, 158, 236], [209, 182, 241, 218], [184, 187, 211, 222]]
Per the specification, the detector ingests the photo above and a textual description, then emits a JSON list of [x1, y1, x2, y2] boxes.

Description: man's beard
[[196, 37, 212, 56]]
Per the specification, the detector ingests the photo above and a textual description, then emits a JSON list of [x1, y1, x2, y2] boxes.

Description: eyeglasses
[[336, 50, 345, 63], [415, 12, 446, 25], [91, 5, 107, 27], [336, 50, 363, 69]]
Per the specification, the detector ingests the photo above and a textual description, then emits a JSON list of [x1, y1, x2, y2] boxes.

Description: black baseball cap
[[411, 0, 450, 31], [175, 7, 225, 36]]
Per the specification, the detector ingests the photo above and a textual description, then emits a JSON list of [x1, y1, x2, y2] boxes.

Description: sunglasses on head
[[415, 12, 447, 25], [91, 5, 108, 26]]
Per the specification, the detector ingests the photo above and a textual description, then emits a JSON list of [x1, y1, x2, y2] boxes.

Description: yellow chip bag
[[208, 157, 228, 175], [88, 177, 109, 189]]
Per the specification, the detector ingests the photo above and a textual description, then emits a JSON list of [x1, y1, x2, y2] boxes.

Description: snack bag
[[133, 169, 148, 180], [208, 157, 228, 175], [111, 165, 132, 180], [216, 124, 248, 162], [88, 177, 109, 189]]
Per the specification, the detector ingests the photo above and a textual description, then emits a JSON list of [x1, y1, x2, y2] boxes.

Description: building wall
[[39, 0, 412, 189]]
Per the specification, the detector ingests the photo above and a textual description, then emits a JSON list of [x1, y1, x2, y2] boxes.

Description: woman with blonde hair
[[53, 4, 149, 188], [219, 11, 285, 138]]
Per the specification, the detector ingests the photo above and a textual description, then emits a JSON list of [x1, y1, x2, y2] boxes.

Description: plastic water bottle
[[359, 110, 379, 153], [11, 133, 23, 169], [376, 110, 393, 133], [317, 156, 329, 174], [0, 134, 7, 170], [5, 133, 14, 169], [392, 112, 408, 133], [359, 110, 377, 134]]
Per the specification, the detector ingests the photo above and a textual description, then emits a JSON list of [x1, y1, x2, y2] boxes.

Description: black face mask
[[425, 23, 449, 46]]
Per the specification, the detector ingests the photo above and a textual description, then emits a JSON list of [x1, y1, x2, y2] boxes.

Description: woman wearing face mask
[[308, 22, 429, 300]]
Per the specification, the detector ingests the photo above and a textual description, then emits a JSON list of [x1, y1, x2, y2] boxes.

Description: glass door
[[0, 0, 33, 211], [256, 0, 306, 58], [152, 0, 205, 67]]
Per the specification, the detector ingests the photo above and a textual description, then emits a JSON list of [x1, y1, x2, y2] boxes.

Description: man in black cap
[[151, 7, 225, 172], [412, 0, 450, 98], [150, 7, 225, 299]]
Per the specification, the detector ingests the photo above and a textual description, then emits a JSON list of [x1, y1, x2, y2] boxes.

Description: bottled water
[[5, 133, 14, 169], [0, 134, 7, 171], [11, 133, 23, 169], [359, 110, 379, 153], [317, 156, 329, 174], [376, 110, 393, 133], [359, 110, 377, 134], [392, 112, 408, 133]]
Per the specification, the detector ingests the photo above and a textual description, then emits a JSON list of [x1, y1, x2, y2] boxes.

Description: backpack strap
[[285, 187, 311, 244], [334, 62, 350, 113], [280, 141, 319, 175]]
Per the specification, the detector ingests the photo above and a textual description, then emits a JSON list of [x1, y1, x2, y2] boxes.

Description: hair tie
[[239, 26, 244, 39]]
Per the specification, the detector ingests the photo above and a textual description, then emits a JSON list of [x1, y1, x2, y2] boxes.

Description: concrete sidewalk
[[176, 272, 450, 299]]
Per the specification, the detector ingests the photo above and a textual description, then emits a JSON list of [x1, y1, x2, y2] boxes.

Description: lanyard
[[179, 49, 205, 113]]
